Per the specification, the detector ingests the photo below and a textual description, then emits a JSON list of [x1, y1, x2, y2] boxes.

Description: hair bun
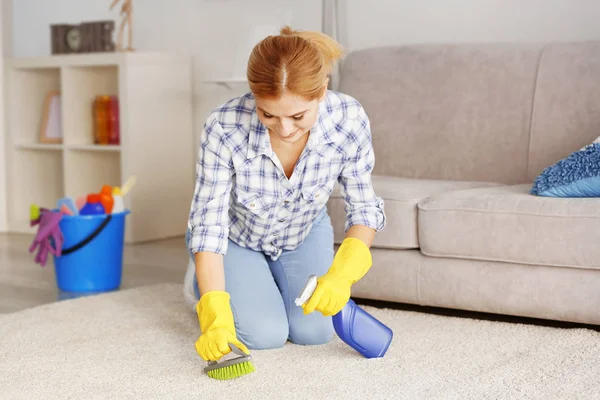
[[280, 25, 295, 36]]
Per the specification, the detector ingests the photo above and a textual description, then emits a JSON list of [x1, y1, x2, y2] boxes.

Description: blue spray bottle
[[296, 274, 393, 359]]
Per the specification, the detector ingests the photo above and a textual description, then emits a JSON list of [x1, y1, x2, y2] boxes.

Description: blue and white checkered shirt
[[187, 90, 386, 260]]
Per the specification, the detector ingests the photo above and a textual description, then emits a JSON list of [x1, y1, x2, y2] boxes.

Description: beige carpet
[[1, 283, 599, 399]]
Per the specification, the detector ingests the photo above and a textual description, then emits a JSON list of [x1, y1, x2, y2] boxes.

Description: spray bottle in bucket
[[296, 274, 393, 358]]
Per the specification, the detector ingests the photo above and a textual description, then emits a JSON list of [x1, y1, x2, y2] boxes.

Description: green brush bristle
[[206, 360, 255, 380]]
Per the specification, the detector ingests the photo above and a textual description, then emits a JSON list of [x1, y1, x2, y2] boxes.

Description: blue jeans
[[184, 209, 335, 349]]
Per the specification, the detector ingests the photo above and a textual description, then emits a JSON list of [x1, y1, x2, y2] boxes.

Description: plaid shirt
[[187, 90, 386, 260]]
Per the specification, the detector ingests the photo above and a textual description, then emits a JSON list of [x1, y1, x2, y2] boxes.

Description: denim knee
[[237, 317, 289, 350], [288, 316, 334, 346]]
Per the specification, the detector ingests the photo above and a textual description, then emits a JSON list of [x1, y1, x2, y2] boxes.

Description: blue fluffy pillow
[[531, 138, 600, 197]]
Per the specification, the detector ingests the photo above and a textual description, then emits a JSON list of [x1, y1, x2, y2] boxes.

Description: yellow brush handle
[[121, 175, 137, 196]]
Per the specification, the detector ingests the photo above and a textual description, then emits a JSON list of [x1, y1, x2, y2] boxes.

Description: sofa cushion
[[338, 44, 543, 184], [418, 184, 600, 269], [327, 175, 501, 250]]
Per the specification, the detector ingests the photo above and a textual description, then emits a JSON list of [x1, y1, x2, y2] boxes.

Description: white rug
[[1, 283, 599, 399]]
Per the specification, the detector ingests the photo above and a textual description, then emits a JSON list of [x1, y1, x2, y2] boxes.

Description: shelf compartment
[[63, 149, 121, 200], [61, 66, 119, 146], [67, 144, 121, 152], [15, 143, 63, 151], [7, 67, 61, 146], [7, 148, 64, 231]]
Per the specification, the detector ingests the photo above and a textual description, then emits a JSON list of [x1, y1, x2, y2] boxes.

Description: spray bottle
[[296, 274, 393, 359]]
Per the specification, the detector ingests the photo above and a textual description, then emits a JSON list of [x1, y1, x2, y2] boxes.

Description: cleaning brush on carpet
[[204, 343, 255, 380]]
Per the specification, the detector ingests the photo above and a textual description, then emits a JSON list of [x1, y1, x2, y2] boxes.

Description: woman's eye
[[263, 113, 273, 119], [293, 115, 304, 120]]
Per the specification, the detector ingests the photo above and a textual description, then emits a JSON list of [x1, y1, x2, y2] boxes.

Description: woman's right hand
[[195, 291, 249, 361]]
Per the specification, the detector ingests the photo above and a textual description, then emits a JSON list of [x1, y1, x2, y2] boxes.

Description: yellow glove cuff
[[328, 237, 372, 285], [195, 290, 235, 333]]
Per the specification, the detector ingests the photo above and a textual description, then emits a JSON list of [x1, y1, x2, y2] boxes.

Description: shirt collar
[[307, 100, 337, 152], [247, 107, 271, 159]]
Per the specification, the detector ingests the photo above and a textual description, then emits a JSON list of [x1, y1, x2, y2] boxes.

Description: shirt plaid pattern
[[187, 90, 386, 260]]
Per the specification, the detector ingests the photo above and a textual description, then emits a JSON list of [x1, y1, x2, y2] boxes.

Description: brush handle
[[121, 175, 137, 197], [204, 343, 252, 372]]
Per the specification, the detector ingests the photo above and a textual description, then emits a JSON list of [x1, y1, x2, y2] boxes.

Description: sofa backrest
[[338, 42, 600, 184]]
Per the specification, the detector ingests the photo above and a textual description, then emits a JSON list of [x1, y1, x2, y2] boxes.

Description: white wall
[[346, 0, 600, 50]]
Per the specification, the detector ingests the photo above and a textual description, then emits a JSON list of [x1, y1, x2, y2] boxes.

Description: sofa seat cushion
[[327, 175, 501, 250], [418, 184, 600, 269]]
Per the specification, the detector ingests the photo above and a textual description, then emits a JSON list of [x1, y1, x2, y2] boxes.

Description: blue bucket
[[52, 210, 130, 292]]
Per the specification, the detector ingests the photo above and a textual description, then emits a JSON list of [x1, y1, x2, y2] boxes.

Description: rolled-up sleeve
[[337, 106, 386, 233], [187, 115, 233, 255]]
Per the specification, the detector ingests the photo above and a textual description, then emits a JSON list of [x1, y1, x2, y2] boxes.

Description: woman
[[183, 26, 386, 362]]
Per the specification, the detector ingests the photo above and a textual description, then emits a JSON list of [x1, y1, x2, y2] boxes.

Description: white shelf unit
[[3, 52, 195, 243]]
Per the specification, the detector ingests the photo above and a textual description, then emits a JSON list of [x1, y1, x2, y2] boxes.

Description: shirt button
[[249, 202, 256, 208], [278, 218, 285, 223]]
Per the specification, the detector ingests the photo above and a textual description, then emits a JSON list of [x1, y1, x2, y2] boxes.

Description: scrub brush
[[204, 343, 255, 380]]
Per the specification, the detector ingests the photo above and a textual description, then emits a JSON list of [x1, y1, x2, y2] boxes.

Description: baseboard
[[352, 297, 600, 332]]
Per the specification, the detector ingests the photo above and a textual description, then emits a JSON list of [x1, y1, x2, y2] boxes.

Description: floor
[[2, 232, 599, 332], [0, 233, 188, 314]]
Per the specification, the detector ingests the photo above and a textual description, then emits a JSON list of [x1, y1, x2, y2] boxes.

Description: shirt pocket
[[301, 181, 334, 205], [236, 190, 277, 217]]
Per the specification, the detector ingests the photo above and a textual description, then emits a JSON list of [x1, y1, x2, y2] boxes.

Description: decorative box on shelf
[[3, 52, 195, 243]]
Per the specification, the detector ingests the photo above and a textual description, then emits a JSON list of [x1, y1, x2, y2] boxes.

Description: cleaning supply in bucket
[[59, 204, 74, 216], [57, 197, 78, 215], [75, 196, 87, 212], [111, 186, 125, 213], [204, 343, 255, 380], [80, 194, 105, 215], [296, 274, 393, 359], [110, 176, 136, 214], [100, 185, 114, 213], [120, 175, 137, 197]]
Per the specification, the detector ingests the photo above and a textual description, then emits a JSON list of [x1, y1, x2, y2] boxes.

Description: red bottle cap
[[87, 193, 101, 203]]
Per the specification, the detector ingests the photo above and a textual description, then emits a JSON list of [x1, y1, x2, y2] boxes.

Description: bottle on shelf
[[93, 95, 110, 145], [108, 96, 120, 145]]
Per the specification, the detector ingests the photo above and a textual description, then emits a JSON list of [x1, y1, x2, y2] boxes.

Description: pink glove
[[29, 211, 64, 267]]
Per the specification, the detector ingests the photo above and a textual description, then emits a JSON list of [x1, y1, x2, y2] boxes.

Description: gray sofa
[[327, 41, 600, 326]]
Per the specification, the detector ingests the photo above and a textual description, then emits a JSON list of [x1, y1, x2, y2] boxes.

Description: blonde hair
[[247, 26, 343, 100]]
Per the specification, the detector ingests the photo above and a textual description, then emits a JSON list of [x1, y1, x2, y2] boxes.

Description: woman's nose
[[280, 119, 294, 135]]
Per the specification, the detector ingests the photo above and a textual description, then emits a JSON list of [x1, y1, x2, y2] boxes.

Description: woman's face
[[255, 91, 323, 144]]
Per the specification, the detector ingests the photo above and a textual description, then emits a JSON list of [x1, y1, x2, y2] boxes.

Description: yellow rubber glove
[[195, 291, 249, 361], [302, 237, 372, 316]]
